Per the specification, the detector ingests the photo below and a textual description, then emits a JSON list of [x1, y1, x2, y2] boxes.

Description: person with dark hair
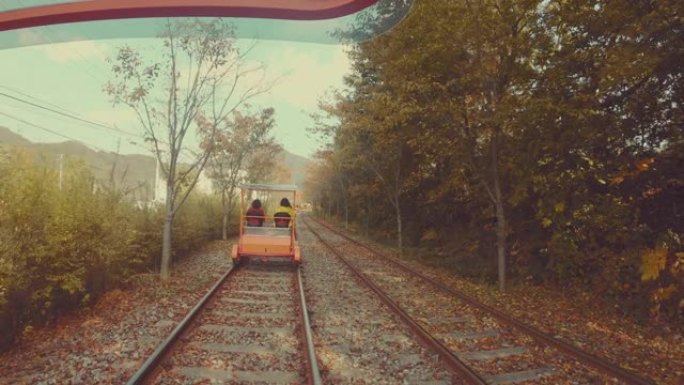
[[245, 199, 265, 227], [273, 197, 295, 228]]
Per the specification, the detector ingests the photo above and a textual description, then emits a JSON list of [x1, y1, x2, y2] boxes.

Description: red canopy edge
[[0, 0, 379, 32]]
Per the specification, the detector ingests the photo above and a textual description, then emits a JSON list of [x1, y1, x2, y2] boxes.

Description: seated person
[[245, 199, 265, 227], [273, 197, 295, 228]]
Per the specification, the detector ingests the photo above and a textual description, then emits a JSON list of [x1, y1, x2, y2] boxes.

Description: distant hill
[[275, 150, 312, 188], [0, 126, 311, 200], [0, 126, 30, 146], [1, 125, 157, 200]]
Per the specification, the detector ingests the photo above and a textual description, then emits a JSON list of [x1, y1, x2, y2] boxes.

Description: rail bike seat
[[243, 226, 291, 237]]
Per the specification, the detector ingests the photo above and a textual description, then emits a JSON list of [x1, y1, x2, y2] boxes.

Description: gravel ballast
[[299, 227, 462, 385], [0, 241, 233, 385]]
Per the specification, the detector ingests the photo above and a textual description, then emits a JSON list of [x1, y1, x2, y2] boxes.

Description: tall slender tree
[[105, 19, 268, 279], [202, 107, 281, 240]]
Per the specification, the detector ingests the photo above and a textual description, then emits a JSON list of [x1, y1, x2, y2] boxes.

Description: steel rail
[[296, 267, 323, 385], [309, 216, 658, 385], [303, 219, 488, 385], [125, 264, 239, 385]]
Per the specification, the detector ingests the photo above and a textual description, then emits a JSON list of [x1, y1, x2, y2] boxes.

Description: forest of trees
[[307, 0, 683, 327]]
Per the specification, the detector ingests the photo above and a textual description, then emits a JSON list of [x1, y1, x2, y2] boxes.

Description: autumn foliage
[[0, 150, 222, 350], [307, 0, 683, 327]]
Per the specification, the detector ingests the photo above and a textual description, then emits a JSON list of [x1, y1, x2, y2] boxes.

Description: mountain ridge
[[0, 126, 311, 200]]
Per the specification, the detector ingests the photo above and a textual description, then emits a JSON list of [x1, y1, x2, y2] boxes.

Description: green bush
[[0, 150, 223, 350], [173, 192, 224, 258]]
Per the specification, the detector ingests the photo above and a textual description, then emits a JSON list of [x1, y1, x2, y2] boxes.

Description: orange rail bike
[[231, 183, 301, 265]]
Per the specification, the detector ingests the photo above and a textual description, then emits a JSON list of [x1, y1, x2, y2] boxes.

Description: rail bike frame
[[231, 184, 301, 265]]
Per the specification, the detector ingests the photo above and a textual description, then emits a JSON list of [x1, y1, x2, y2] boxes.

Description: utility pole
[[154, 157, 160, 203], [57, 153, 64, 190]]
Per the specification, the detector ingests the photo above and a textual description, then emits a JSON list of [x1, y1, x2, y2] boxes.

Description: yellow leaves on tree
[[420, 228, 439, 242], [554, 202, 565, 213], [634, 157, 655, 172], [674, 252, 684, 274], [640, 247, 668, 282], [653, 284, 677, 303], [641, 248, 683, 319]]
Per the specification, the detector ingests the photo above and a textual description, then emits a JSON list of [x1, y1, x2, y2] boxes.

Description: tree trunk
[[160, 213, 173, 280], [344, 202, 349, 229], [337, 175, 349, 229], [221, 190, 228, 240], [341, 186, 349, 228], [394, 197, 403, 256], [491, 134, 506, 291], [160, 182, 175, 280], [222, 212, 228, 240], [494, 194, 506, 291], [364, 198, 370, 237]]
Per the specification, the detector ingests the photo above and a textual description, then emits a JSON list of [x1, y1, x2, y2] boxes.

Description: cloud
[[80, 108, 155, 153], [83, 108, 139, 129], [259, 42, 351, 109], [16, 29, 49, 46], [17, 29, 110, 63]]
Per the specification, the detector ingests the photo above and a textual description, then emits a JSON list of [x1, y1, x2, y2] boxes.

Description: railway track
[[126, 262, 321, 385], [303, 216, 656, 385]]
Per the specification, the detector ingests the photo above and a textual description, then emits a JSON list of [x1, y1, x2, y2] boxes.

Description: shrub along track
[[303, 216, 656, 385], [126, 261, 321, 385]]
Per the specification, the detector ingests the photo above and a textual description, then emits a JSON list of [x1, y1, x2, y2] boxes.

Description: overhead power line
[[0, 109, 108, 152], [0, 85, 78, 115], [0, 91, 143, 139], [0, 88, 205, 160]]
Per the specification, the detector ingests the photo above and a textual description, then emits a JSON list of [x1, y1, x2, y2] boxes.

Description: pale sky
[[0, 26, 352, 159]]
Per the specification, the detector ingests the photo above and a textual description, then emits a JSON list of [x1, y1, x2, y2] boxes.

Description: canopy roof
[[0, 0, 378, 31], [0, 0, 415, 47]]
